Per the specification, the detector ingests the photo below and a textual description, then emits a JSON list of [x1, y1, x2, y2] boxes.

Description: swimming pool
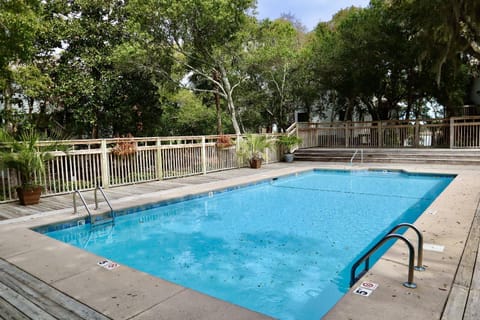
[[42, 169, 454, 319]]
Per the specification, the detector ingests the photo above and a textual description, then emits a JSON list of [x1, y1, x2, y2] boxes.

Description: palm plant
[[277, 134, 302, 154], [0, 128, 62, 204], [237, 134, 273, 168]]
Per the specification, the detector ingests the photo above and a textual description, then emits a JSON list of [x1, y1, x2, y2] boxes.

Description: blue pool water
[[44, 169, 453, 319]]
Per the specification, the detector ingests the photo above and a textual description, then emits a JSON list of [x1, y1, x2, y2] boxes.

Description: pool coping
[[0, 163, 479, 319]]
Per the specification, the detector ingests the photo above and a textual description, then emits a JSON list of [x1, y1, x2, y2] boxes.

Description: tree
[[307, 2, 454, 121], [244, 18, 305, 131], [404, 0, 480, 83], [45, 0, 166, 138], [0, 0, 44, 124], [123, 0, 256, 135], [158, 90, 226, 136]]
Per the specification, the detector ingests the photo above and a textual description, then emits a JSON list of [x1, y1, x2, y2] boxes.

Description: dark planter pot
[[16, 186, 42, 205], [283, 153, 294, 163], [249, 158, 263, 169]]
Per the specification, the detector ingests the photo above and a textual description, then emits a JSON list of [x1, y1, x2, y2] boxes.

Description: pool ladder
[[350, 223, 425, 289], [73, 187, 115, 226], [350, 149, 364, 165]]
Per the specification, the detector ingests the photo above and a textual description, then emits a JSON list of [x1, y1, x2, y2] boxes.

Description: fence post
[[449, 118, 455, 149], [414, 120, 420, 147], [100, 140, 110, 188], [265, 134, 270, 164], [378, 121, 383, 147], [345, 122, 350, 147], [236, 134, 242, 167], [156, 138, 163, 180], [201, 136, 207, 175]]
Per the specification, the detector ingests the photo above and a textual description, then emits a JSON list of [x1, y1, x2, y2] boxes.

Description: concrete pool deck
[[0, 162, 479, 319]]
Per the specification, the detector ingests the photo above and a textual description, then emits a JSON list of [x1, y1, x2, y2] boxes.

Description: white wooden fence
[[0, 134, 281, 203], [295, 116, 480, 149]]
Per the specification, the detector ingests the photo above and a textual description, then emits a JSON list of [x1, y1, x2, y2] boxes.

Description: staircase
[[294, 148, 480, 165]]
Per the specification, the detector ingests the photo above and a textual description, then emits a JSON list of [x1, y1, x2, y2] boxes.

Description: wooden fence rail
[[3, 116, 479, 203], [0, 134, 281, 203], [296, 116, 480, 150]]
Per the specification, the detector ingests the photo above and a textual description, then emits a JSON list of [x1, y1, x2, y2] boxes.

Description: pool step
[[294, 148, 480, 165]]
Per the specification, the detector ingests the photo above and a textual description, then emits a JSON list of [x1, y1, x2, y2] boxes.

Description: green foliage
[[0, 0, 42, 70], [243, 19, 305, 130], [0, 128, 58, 188], [277, 135, 302, 154], [13, 64, 53, 100], [159, 90, 219, 136], [125, 0, 256, 134], [237, 134, 273, 163], [305, 1, 475, 120], [1, 0, 479, 138]]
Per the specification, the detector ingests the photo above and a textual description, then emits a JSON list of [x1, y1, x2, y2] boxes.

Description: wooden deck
[[0, 164, 295, 221], [0, 258, 110, 320], [441, 198, 480, 320]]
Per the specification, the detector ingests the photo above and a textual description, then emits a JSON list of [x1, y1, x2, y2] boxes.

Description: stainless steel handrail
[[94, 187, 114, 216], [73, 190, 93, 222], [350, 149, 364, 165], [387, 223, 425, 271], [350, 234, 417, 289], [73, 187, 114, 225]]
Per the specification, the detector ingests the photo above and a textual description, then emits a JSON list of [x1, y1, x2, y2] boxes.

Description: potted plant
[[215, 135, 234, 149], [0, 128, 61, 205], [277, 135, 302, 163], [111, 133, 137, 156], [237, 134, 273, 169]]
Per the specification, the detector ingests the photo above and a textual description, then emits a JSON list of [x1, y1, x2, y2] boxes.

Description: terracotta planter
[[249, 158, 262, 169], [16, 186, 42, 205], [216, 143, 234, 149]]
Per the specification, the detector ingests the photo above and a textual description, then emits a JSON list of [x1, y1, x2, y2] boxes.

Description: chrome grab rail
[[350, 149, 363, 165], [350, 233, 417, 289], [386, 223, 425, 271], [94, 187, 114, 216], [73, 190, 93, 222], [73, 187, 114, 225]]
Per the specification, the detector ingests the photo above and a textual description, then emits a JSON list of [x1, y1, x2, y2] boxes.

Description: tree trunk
[[345, 98, 354, 121], [219, 65, 241, 135], [2, 82, 13, 125], [226, 92, 241, 135], [213, 71, 223, 135]]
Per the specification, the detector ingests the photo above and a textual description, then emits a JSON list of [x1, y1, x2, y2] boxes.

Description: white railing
[[295, 116, 480, 149], [0, 134, 281, 203]]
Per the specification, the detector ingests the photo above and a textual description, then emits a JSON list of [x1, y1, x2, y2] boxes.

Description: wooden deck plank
[[441, 197, 480, 320], [0, 259, 110, 320], [441, 285, 469, 320], [0, 282, 56, 320], [0, 296, 30, 320], [463, 235, 480, 320], [0, 267, 84, 320], [464, 289, 480, 320]]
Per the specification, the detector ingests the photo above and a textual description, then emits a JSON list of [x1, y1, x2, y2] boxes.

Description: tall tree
[[122, 0, 256, 135], [308, 2, 451, 121], [245, 18, 305, 131], [0, 0, 44, 125], [48, 0, 165, 138], [405, 0, 480, 83]]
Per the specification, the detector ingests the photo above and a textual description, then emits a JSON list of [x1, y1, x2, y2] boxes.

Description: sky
[[256, 0, 371, 31]]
